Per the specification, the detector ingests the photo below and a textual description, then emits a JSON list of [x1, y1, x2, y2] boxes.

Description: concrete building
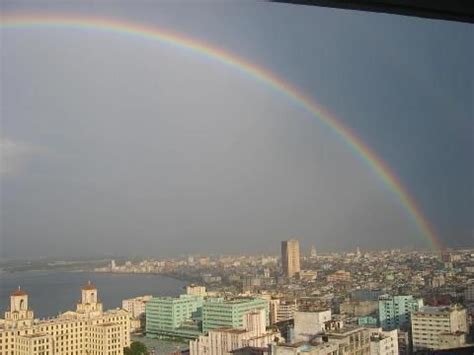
[[122, 295, 152, 332], [327, 270, 351, 283], [368, 328, 398, 355], [0, 283, 130, 355], [202, 297, 269, 333], [187, 285, 207, 297], [320, 320, 371, 355], [293, 310, 331, 342], [281, 240, 300, 278], [378, 295, 423, 330], [190, 309, 279, 355], [339, 300, 378, 317], [145, 294, 203, 339], [411, 305, 468, 352], [269, 342, 339, 355], [122, 295, 152, 319], [464, 280, 474, 302]]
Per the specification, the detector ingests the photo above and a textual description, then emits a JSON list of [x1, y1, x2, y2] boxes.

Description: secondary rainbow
[[1, 13, 443, 250]]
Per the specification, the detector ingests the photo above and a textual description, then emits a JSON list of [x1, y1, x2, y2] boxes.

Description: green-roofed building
[[202, 297, 269, 332]]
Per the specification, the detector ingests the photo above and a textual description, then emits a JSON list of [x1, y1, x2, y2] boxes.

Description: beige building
[[294, 310, 331, 342], [0, 282, 130, 355], [190, 309, 279, 355], [411, 305, 468, 352], [122, 295, 152, 332], [281, 240, 300, 278], [339, 300, 378, 317], [322, 321, 370, 355], [269, 342, 339, 355], [187, 285, 207, 297], [368, 328, 398, 355]]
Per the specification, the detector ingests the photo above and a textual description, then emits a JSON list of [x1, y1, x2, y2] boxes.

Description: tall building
[[145, 294, 203, 339], [281, 239, 300, 278], [378, 295, 423, 330], [202, 297, 269, 333], [310, 246, 317, 258], [0, 282, 130, 355], [411, 305, 468, 352]]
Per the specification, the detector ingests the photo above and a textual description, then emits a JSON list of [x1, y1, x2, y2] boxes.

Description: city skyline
[[1, 1, 473, 258]]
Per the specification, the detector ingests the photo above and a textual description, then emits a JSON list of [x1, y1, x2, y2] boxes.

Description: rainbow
[[1, 13, 442, 250]]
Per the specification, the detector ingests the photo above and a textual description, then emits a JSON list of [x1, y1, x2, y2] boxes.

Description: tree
[[124, 341, 148, 355]]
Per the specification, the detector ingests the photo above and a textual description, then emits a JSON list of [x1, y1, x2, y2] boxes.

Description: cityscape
[[1, 242, 474, 354], [1, 1, 473, 355]]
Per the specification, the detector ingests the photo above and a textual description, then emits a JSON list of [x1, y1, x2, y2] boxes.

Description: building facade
[[202, 298, 269, 333], [190, 309, 279, 355], [378, 295, 423, 330], [411, 305, 468, 352], [145, 294, 203, 339], [281, 240, 300, 278], [0, 283, 130, 355]]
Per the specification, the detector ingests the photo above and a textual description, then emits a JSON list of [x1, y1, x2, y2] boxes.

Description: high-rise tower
[[281, 239, 301, 278]]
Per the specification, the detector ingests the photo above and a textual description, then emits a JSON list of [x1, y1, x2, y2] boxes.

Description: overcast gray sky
[[1, 1, 472, 258]]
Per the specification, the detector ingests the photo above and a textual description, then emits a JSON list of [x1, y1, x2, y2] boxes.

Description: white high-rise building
[[411, 305, 468, 352], [0, 282, 130, 355]]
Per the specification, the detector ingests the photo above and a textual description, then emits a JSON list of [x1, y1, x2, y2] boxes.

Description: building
[[269, 342, 339, 355], [0, 283, 130, 355], [281, 240, 301, 278], [145, 294, 203, 339], [368, 328, 398, 355], [293, 310, 331, 342], [203, 297, 269, 333], [463, 280, 474, 302], [378, 295, 423, 330], [122, 295, 152, 319], [122, 295, 152, 332], [190, 309, 280, 355], [319, 320, 371, 355], [327, 270, 351, 283], [187, 285, 207, 297], [411, 305, 468, 352], [339, 300, 378, 317]]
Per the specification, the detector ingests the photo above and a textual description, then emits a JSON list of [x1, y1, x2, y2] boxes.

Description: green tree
[[124, 341, 148, 355]]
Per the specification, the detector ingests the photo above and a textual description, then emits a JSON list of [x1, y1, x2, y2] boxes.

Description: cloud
[[0, 137, 45, 177]]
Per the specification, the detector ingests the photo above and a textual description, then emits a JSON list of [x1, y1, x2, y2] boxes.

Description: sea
[[0, 271, 187, 318]]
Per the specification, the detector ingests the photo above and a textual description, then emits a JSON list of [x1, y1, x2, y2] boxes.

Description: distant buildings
[[1, 283, 130, 355], [378, 294, 423, 330], [281, 239, 301, 278], [187, 285, 207, 297], [411, 305, 468, 352], [327, 270, 351, 283]]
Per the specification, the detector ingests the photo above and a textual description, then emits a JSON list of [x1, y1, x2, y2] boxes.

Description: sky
[[1, 1, 473, 258]]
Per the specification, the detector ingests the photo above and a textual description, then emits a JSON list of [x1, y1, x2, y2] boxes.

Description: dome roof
[[82, 281, 97, 290], [11, 286, 27, 296]]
